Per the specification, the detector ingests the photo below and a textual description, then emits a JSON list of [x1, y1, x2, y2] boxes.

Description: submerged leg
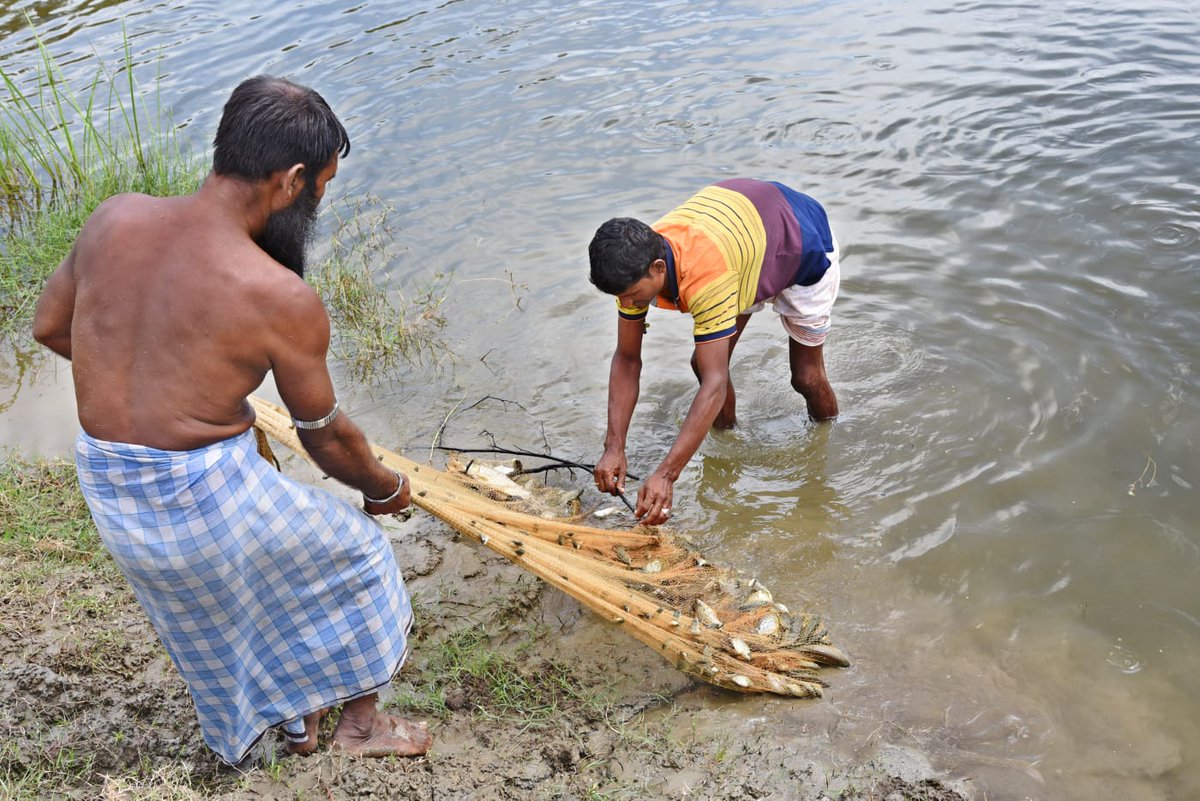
[[788, 339, 838, 421]]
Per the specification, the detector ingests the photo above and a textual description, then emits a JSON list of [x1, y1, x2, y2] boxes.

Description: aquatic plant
[[310, 194, 449, 381], [0, 24, 202, 340]]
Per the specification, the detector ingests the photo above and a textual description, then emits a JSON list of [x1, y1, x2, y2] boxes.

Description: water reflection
[[2, 1, 1199, 798]]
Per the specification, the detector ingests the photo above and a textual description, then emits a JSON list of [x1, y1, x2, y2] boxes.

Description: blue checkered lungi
[[74, 427, 413, 764]]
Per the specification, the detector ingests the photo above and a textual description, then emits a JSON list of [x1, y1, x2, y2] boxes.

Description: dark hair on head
[[212, 75, 350, 185], [588, 217, 665, 295]]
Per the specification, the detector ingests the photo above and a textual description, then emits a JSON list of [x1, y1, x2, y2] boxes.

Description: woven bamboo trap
[[249, 395, 849, 698]]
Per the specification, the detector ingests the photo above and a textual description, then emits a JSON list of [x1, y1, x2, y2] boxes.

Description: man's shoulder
[[87, 191, 170, 224], [78, 193, 186, 244], [244, 259, 324, 312]]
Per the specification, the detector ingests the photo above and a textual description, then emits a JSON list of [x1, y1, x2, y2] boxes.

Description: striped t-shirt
[[617, 179, 834, 343]]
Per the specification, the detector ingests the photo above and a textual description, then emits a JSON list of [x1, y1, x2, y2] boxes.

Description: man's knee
[[790, 368, 828, 397]]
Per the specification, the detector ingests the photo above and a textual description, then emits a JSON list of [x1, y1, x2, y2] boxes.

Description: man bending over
[[32, 75, 431, 764], [588, 179, 841, 526]]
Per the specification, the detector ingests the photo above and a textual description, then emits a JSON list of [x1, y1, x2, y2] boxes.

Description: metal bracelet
[[364, 471, 403, 505], [292, 400, 339, 430]]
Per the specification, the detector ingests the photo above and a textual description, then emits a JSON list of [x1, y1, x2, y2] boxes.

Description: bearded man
[[32, 76, 431, 763]]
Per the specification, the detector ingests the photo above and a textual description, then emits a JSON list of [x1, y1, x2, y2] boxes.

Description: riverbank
[[0, 452, 971, 800]]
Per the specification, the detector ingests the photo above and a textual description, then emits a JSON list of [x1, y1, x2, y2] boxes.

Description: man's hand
[[362, 471, 411, 516], [594, 447, 628, 496], [635, 470, 674, 526]]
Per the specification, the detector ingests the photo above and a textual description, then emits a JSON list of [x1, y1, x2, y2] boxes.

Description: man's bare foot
[[331, 705, 434, 757], [712, 412, 737, 430], [283, 708, 327, 756]]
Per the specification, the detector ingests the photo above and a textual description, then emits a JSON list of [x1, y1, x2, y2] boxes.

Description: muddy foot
[[331, 712, 431, 758], [283, 708, 327, 756]]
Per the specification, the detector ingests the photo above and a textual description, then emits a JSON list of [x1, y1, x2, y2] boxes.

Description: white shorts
[[745, 234, 841, 347]]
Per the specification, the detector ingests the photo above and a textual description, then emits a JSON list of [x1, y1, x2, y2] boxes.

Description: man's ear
[[649, 259, 667, 278], [280, 163, 306, 201]]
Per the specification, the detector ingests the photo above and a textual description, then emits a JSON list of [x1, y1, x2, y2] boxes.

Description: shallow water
[[2, 1, 1198, 798]]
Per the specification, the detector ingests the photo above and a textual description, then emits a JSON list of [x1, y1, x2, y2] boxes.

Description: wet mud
[[0, 505, 971, 800]]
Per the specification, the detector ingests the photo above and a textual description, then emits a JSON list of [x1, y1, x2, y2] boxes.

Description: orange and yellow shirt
[[617, 179, 833, 343]]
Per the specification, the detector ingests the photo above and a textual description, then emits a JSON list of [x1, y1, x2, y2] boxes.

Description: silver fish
[[641, 559, 663, 574], [694, 599, 723, 629], [730, 637, 752, 660], [730, 675, 751, 688], [756, 613, 780, 636], [741, 588, 773, 608], [800, 643, 851, 667]]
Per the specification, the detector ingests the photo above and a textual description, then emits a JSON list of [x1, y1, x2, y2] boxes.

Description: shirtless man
[[32, 75, 430, 763]]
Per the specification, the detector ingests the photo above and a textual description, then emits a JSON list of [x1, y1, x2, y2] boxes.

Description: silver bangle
[[364, 471, 403, 505], [293, 400, 339, 430]]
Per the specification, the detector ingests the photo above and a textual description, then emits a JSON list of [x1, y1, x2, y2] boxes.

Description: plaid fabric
[[75, 428, 413, 764]]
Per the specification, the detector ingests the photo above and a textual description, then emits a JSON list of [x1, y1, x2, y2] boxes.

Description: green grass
[[0, 23, 203, 341], [0, 739, 98, 801], [310, 195, 449, 381], [390, 626, 594, 728], [0, 452, 99, 561], [1, 23, 446, 375]]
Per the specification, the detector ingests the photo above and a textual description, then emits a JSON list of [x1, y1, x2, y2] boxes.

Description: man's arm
[[595, 315, 645, 495], [635, 337, 731, 525], [269, 286, 409, 514], [32, 247, 79, 360]]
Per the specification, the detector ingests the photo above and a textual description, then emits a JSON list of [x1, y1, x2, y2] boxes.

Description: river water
[[2, 1, 1197, 798]]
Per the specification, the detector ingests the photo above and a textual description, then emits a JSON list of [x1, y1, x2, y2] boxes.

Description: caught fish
[[799, 643, 851, 668], [694, 599, 723, 629], [593, 505, 623, 519], [462, 462, 532, 499], [730, 675, 751, 688], [755, 613, 780, 636], [741, 588, 773, 609], [689, 618, 702, 636], [614, 546, 632, 566], [785, 681, 822, 698], [641, 559, 663, 574], [729, 637, 752, 660]]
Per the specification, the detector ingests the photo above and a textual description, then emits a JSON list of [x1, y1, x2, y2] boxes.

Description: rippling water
[[3, 1, 1198, 798]]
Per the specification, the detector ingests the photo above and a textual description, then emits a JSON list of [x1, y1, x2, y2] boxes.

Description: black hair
[[212, 75, 350, 185], [588, 217, 665, 295]]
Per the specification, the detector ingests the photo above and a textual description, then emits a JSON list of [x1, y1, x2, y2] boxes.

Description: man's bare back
[[44, 186, 327, 451]]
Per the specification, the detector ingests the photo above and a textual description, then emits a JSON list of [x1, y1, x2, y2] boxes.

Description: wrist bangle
[[364, 471, 403, 504]]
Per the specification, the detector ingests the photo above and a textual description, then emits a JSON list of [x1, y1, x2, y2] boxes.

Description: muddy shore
[[0, 457, 972, 800]]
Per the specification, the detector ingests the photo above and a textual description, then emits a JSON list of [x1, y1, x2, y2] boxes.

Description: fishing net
[[250, 395, 848, 697]]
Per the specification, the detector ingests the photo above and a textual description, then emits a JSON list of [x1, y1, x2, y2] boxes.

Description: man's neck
[[195, 173, 271, 238]]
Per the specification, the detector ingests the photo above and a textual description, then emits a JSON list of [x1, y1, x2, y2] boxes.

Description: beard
[[255, 183, 320, 278]]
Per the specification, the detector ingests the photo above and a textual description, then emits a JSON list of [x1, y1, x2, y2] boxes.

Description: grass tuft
[[390, 626, 591, 728], [0, 22, 203, 341], [310, 195, 449, 381], [0, 453, 98, 561]]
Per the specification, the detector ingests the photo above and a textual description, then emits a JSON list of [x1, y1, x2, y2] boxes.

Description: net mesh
[[250, 395, 849, 697]]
